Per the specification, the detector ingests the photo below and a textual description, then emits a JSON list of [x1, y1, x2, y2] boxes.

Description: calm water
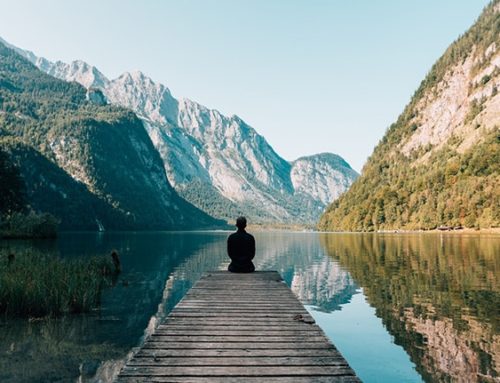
[[0, 232, 498, 383]]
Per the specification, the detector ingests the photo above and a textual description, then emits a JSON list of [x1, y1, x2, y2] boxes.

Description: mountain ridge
[[319, 0, 500, 231], [0, 40, 224, 230], [5, 39, 358, 224]]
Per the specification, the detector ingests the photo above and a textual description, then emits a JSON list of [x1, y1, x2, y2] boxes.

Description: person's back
[[227, 217, 255, 273]]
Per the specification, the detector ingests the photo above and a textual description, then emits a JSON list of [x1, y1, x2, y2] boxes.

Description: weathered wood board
[[116, 271, 360, 382]]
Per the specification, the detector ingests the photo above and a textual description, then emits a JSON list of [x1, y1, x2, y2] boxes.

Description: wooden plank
[[168, 313, 313, 318], [175, 305, 304, 309], [135, 349, 343, 358], [157, 324, 317, 330], [183, 296, 299, 300], [183, 296, 297, 299], [192, 281, 286, 284], [128, 356, 348, 366], [160, 321, 316, 327], [173, 307, 308, 312], [176, 301, 301, 305], [162, 319, 317, 326], [191, 283, 287, 286], [142, 342, 334, 349], [149, 335, 329, 342], [117, 377, 360, 383], [184, 294, 297, 297], [170, 311, 309, 315], [118, 378, 360, 383], [189, 288, 291, 292], [176, 302, 305, 305], [119, 365, 356, 377], [116, 271, 360, 382], [154, 330, 323, 336], [157, 324, 320, 330]]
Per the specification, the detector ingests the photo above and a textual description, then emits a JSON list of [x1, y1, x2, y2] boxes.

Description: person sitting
[[227, 216, 255, 273]]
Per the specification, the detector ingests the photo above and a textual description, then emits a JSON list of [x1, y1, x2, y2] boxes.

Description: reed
[[0, 251, 117, 317]]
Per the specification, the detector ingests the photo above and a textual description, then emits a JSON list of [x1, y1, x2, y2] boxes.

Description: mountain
[[4, 38, 358, 224], [290, 153, 357, 206], [0, 40, 223, 230], [319, 1, 500, 231]]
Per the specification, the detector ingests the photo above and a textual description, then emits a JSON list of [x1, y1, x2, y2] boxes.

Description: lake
[[0, 231, 498, 383]]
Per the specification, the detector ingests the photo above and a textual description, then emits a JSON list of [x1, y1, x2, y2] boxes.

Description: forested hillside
[[0, 41, 223, 231], [319, 1, 500, 231]]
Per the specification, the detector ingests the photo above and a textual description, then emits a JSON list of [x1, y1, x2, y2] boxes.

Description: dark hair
[[236, 216, 247, 229]]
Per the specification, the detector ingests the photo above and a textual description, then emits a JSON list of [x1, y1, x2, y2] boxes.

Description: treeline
[[179, 179, 326, 224], [178, 181, 248, 223], [319, 130, 499, 231], [0, 145, 58, 238]]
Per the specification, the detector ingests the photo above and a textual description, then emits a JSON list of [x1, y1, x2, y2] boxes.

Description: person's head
[[236, 216, 247, 230]]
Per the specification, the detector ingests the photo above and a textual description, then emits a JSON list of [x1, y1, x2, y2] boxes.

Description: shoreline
[[1, 227, 498, 237], [319, 228, 500, 235]]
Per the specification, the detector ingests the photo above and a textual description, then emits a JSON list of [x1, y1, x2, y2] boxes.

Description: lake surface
[[0, 232, 498, 383]]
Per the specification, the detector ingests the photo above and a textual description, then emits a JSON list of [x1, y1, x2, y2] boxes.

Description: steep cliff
[[0, 41, 223, 230], [319, 1, 500, 231], [3, 39, 358, 224]]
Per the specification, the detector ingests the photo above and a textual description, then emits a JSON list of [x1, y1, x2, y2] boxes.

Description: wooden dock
[[116, 271, 360, 382]]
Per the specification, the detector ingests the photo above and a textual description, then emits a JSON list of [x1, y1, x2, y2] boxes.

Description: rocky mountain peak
[[3, 35, 359, 224], [106, 70, 177, 125], [49, 60, 109, 89], [291, 153, 358, 206]]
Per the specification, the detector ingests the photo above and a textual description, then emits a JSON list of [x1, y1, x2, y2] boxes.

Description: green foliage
[[178, 181, 247, 222], [0, 251, 117, 317], [481, 74, 492, 85], [0, 147, 25, 214], [319, 2, 500, 231], [179, 178, 328, 225], [0, 137, 133, 231], [0, 40, 223, 230], [319, 130, 500, 231], [0, 211, 58, 239], [465, 98, 485, 124]]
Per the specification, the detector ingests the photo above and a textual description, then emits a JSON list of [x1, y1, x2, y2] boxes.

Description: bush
[[0, 211, 59, 238]]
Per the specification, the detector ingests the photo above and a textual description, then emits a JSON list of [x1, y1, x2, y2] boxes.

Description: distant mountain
[[0, 40, 224, 230], [320, 1, 500, 231], [291, 153, 357, 206], [4, 38, 358, 224]]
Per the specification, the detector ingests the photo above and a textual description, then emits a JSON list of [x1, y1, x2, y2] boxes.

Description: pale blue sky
[[0, 0, 490, 172]]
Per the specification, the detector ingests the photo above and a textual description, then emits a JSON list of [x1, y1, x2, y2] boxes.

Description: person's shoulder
[[245, 232, 255, 240]]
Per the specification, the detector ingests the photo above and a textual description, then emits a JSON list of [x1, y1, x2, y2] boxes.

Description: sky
[[0, 0, 491, 172]]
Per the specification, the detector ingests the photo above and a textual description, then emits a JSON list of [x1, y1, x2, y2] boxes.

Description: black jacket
[[227, 229, 255, 272]]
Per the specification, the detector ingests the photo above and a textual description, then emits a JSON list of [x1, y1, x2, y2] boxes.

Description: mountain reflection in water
[[0, 232, 498, 383], [321, 233, 499, 383]]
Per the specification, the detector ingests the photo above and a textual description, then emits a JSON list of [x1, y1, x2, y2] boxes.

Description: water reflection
[[1, 232, 498, 383], [321, 233, 500, 383], [0, 232, 224, 382], [0, 232, 357, 382]]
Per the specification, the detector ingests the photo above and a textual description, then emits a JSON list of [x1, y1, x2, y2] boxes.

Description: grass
[[0, 251, 118, 317]]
